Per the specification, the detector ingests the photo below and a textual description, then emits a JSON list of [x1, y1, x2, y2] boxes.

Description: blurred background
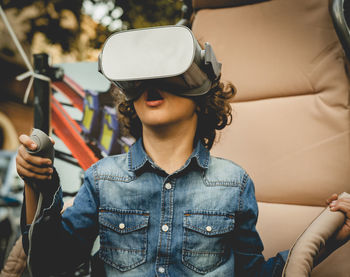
[[0, 1, 184, 275]]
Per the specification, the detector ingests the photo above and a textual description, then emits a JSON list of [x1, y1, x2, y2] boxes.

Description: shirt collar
[[128, 138, 209, 172]]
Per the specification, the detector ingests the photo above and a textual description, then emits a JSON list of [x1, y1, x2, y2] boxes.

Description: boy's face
[[133, 88, 197, 129]]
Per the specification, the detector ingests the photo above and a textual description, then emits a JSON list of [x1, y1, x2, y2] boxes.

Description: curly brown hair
[[113, 80, 235, 150]]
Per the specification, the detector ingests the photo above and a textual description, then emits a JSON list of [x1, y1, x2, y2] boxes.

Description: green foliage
[[2, 0, 83, 51], [116, 0, 183, 29], [1, 0, 184, 52]]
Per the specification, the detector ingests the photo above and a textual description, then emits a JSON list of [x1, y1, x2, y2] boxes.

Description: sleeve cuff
[[20, 168, 63, 254], [279, 250, 290, 262]]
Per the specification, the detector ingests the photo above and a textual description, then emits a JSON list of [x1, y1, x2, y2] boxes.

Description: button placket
[[156, 179, 174, 274]]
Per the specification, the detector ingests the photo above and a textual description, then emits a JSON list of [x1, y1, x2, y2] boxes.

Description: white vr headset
[[98, 25, 222, 100]]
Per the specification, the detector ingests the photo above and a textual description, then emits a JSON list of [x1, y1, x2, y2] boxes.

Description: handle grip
[[25, 128, 55, 193], [27, 128, 54, 163]]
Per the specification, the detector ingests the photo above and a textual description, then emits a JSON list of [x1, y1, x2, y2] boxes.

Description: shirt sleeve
[[21, 165, 99, 276], [232, 174, 289, 277]]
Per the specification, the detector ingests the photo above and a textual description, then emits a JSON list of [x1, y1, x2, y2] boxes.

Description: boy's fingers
[[326, 193, 338, 204], [18, 146, 52, 166], [17, 163, 51, 180], [49, 137, 55, 145], [16, 154, 53, 175], [19, 134, 37, 151], [330, 199, 350, 215], [339, 200, 350, 215]]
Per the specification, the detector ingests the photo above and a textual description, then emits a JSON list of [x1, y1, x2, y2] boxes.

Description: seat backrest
[[190, 0, 350, 275], [192, 0, 349, 207]]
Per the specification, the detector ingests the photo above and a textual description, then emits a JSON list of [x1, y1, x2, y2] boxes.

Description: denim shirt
[[21, 139, 288, 276]]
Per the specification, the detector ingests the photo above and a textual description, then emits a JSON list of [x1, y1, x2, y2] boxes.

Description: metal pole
[[33, 53, 51, 134]]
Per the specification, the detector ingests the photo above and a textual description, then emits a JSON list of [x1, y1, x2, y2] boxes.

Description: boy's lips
[[146, 99, 164, 107], [145, 90, 164, 107]]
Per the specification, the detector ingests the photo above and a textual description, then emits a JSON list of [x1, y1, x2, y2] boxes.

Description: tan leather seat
[[190, 0, 350, 276]]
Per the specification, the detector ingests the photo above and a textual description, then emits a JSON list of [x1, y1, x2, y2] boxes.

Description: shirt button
[[206, 226, 212, 232], [158, 267, 165, 273], [119, 223, 125, 229], [162, 224, 169, 232], [164, 183, 172, 190]]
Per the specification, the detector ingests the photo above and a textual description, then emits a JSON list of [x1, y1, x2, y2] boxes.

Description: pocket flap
[[99, 208, 149, 234], [183, 211, 235, 236]]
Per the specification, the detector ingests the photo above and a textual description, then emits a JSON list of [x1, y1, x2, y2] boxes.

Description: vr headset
[[98, 25, 222, 100]]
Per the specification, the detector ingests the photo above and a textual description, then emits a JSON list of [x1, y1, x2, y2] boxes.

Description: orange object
[[51, 96, 98, 170], [51, 75, 85, 112]]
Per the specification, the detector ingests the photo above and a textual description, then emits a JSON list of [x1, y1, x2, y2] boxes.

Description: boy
[[17, 26, 350, 276]]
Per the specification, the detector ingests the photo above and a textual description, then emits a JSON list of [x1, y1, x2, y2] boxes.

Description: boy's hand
[[327, 193, 350, 244], [16, 134, 55, 181]]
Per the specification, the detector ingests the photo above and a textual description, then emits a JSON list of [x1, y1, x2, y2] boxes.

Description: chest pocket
[[99, 208, 149, 272], [182, 211, 235, 274]]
